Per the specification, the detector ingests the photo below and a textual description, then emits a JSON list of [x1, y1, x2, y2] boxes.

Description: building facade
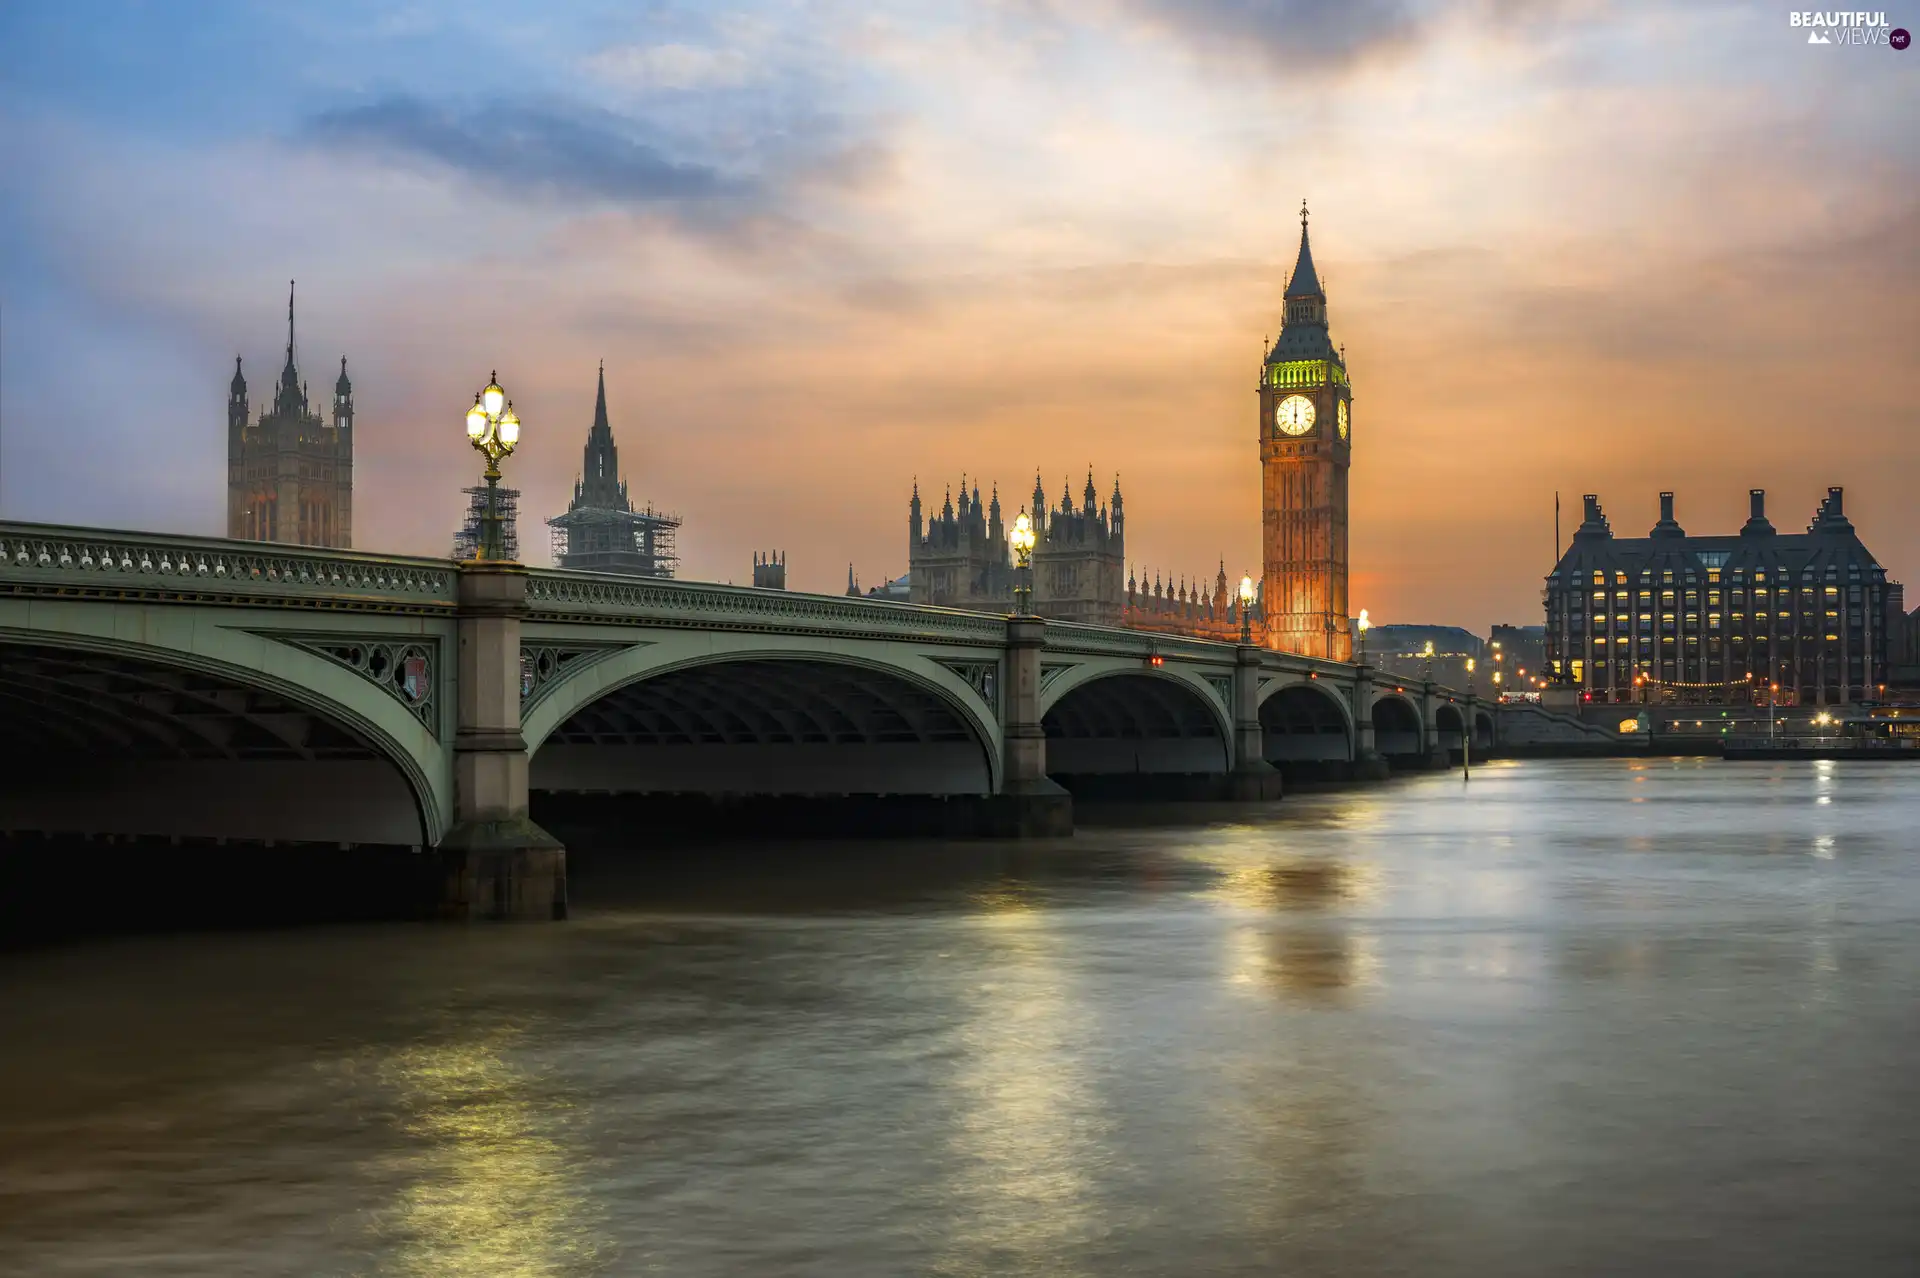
[[1260, 205, 1352, 660], [1122, 564, 1262, 643], [1545, 488, 1898, 705], [547, 366, 681, 576], [227, 284, 353, 547], [753, 551, 787, 589], [908, 474, 1125, 624]]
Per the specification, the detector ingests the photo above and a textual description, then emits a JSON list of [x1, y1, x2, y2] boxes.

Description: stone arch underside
[[1042, 673, 1228, 775], [1435, 703, 1466, 750], [530, 657, 994, 795], [1260, 683, 1354, 762], [1371, 695, 1423, 759], [1473, 710, 1495, 748], [0, 642, 428, 844]]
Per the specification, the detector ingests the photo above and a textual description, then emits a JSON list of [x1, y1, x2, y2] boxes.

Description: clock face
[[1337, 399, 1350, 440], [1274, 394, 1316, 436]]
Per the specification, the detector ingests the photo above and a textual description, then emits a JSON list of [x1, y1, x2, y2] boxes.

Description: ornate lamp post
[[464, 371, 522, 561], [1238, 574, 1256, 645], [1010, 509, 1036, 616], [1422, 638, 1435, 683], [1464, 656, 1476, 780], [1356, 608, 1370, 666]]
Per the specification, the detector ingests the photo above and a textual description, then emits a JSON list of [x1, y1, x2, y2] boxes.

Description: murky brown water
[[3, 758, 1918, 1276]]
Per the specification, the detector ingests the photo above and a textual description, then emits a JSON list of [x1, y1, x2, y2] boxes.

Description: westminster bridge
[[0, 522, 1495, 919]]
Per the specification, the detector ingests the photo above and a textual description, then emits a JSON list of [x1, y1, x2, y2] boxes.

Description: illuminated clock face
[[1274, 394, 1316, 436], [1337, 399, 1350, 440]]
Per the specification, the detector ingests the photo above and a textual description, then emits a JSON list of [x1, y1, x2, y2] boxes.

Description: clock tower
[[1260, 203, 1351, 660]]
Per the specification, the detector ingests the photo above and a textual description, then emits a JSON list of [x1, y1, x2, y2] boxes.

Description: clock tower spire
[[1259, 202, 1352, 660]]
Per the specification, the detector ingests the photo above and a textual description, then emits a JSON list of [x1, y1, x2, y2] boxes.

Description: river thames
[[2, 757, 1917, 1276]]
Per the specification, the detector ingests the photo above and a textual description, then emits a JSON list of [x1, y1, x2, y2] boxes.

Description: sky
[[0, 1, 1914, 628]]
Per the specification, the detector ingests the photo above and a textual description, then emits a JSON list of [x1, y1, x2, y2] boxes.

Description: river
[[2, 757, 1917, 1276]]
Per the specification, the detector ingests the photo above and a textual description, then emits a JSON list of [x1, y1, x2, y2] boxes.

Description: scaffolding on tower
[[451, 485, 521, 561], [546, 502, 680, 577]]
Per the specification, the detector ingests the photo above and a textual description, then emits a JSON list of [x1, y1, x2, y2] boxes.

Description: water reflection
[[5, 760, 1920, 1276], [375, 1028, 600, 1277], [938, 884, 1107, 1274]]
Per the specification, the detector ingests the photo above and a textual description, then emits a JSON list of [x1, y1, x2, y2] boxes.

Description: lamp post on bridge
[[1010, 509, 1036, 616], [1464, 657, 1475, 781], [1356, 608, 1370, 666], [464, 372, 522, 562], [1239, 574, 1255, 645], [1422, 638, 1435, 683]]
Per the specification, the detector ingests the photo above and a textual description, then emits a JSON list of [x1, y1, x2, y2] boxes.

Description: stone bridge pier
[[438, 564, 566, 921]]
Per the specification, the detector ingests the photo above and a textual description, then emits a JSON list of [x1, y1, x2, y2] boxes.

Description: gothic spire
[[574, 363, 630, 512], [335, 355, 351, 397], [592, 359, 610, 435], [282, 280, 298, 386], [231, 355, 246, 395], [1285, 200, 1323, 299]]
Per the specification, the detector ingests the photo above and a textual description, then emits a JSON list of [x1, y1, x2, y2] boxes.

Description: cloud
[[304, 95, 740, 205], [585, 42, 754, 91], [1114, 0, 1423, 74]]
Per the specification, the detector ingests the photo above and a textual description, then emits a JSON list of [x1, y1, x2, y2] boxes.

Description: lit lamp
[[464, 370, 521, 561], [1357, 608, 1370, 667], [1466, 656, 1476, 696], [1422, 638, 1435, 683], [1010, 509, 1036, 616], [1238, 574, 1255, 644]]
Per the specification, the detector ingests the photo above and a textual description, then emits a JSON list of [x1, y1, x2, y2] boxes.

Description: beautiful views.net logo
[[1788, 11, 1908, 45]]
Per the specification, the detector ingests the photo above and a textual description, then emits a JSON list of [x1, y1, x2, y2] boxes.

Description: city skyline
[[0, 3, 1913, 629]]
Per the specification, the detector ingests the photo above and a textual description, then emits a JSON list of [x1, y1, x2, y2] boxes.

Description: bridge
[[0, 522, 1495, 919]]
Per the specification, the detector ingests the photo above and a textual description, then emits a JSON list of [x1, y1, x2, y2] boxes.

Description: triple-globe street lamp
[[1238, 574, 1256, 644], [1356, 608, 1370, 666], [464, 371, 522, 561], [1010, 509, 1037, 615]]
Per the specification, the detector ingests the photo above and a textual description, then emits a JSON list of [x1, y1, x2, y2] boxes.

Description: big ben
[[1260, 202, 1351, 661]]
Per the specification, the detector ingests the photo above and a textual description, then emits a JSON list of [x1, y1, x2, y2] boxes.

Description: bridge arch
[[526, 642, 1001, 796], [1256, 679, 1355, 763], [1435, 703, 1466, 755], [1473, 709, 1495, 749], [1038, 667, 1231, 777], [1369, 693, 1425, 762], [0, 629, 448, 846]]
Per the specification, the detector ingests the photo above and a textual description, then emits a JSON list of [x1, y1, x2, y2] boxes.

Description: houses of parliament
[[226, 285, 354, 548], [907, 204, 1355, 659], [230, 208, 1362, 664]]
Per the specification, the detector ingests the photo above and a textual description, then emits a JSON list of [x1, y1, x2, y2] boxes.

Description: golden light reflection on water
[[939, 881, 1106, 1275], [375, 1028, 600, 1278], [1196, 846, 1381, 915], [1223, 924, 1381, 1005]]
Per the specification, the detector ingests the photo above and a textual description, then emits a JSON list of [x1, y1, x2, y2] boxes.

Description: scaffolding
[[451, 485, 520, 561], [547, 502, 680, 578]]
